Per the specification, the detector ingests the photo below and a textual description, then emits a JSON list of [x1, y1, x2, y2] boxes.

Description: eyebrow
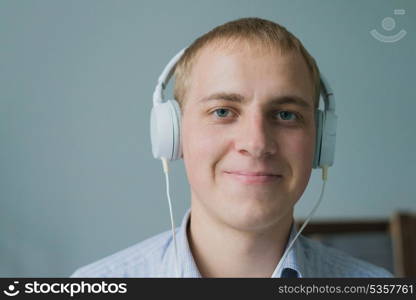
[[198, 92, 313, 110]]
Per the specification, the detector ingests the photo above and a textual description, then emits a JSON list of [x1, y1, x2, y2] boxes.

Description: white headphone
[[151, 48, 337, 169]]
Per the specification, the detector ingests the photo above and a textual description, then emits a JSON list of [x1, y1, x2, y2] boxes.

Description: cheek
[[278, 130, 315, 201], [181, 117, 224, 182], [183, 120, 213, 157], [282, 130, 315, 172]]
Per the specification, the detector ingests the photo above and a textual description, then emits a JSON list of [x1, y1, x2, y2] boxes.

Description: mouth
[[224, 171, 282, 184]]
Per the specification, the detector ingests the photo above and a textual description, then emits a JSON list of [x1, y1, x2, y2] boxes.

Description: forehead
[[185, 40, 315, 107]]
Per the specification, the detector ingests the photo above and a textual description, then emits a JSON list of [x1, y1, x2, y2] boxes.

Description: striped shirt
[[71, 208, 393, 278]]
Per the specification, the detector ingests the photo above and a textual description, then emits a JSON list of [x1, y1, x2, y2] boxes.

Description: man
[[71, 18, 392, 278]]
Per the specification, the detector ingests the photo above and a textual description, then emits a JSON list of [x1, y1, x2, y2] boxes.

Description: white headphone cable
[[271, 166, 328, 277], [161, 157, 180, 278]]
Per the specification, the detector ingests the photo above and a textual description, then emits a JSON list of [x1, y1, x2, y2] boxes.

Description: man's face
[[181, 41, 316, 232]]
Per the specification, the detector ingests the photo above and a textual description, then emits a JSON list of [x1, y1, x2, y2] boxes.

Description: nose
[[234, 111, 278, 158]]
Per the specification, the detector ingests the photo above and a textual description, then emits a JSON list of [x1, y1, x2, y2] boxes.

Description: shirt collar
[[176, 208, 202, 277], [175, 208, 304, 278], [272, 222, 305, 278]]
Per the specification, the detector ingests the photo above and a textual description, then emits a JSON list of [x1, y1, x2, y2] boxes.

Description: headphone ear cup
[[150, 100, 182, 160], [318, 110, 337, 168], [169, 99, 182, 160], [313, 110, 324, 169]]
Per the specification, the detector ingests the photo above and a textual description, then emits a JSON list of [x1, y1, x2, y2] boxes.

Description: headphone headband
[[319, 74, 335, 112], [152, 48, 186, 106]]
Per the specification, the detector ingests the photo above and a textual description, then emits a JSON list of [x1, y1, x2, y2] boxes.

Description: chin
[[221, 199, 291, 232]]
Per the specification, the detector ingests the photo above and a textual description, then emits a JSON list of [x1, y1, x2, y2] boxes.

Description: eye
[[277, 111, 298, 121], [213, 108, 232, 118]]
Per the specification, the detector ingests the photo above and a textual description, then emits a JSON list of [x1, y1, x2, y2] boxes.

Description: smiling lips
[[224, 171, 282, 184]]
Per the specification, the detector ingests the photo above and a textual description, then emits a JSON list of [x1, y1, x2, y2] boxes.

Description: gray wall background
[[1, 0, 414, 276]]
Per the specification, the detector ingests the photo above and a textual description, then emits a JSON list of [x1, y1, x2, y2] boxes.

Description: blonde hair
[[173, 17, 320, 109]]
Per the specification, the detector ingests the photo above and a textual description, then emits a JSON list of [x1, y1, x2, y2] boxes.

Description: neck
[[187, 201, 294, 278]]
